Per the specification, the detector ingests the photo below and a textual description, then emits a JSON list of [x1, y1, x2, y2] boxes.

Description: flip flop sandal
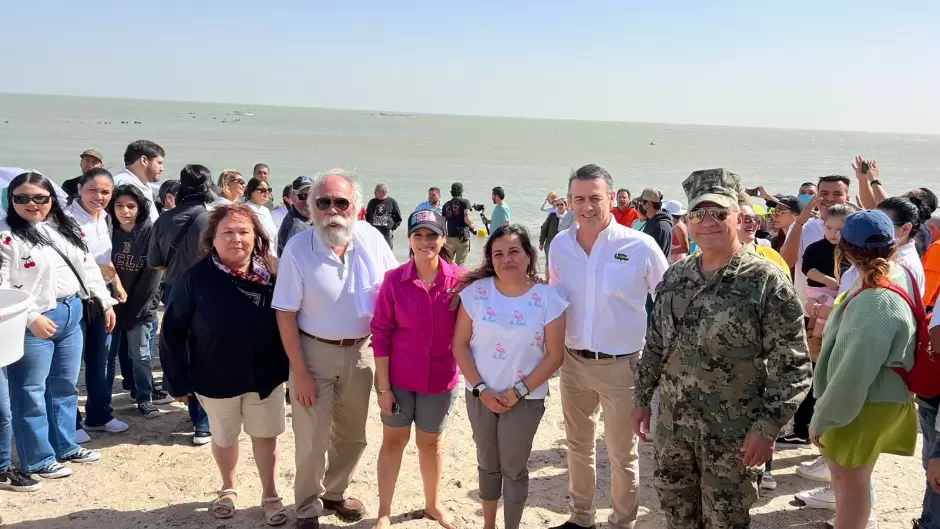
[[262, 496, 289, 526], [211, 489, 238, 519]]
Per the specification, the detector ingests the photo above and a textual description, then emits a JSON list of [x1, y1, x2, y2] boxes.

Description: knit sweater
[[810, 263, 916, 435]]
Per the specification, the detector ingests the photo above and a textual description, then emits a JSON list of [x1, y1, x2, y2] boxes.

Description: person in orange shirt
[[611, 188, 641, 228], [923, 238, 940, 309]]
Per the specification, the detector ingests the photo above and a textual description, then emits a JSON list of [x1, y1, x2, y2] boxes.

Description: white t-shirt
[[459, 278, 568, 399], [66, 201, 111, 265], [245, 202, 278, 255], [794, 219, 826, 305], [271, 205, 288, 229], [838, 240, 926, 296]]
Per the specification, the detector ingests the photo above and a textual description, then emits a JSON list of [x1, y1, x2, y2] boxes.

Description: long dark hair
[[107, 184, 152, 231], [877, 196, 930, 245], [456, 224, 538, 295], [5, 172, 87, 251], [177, 164, 214, 204], [244, 177, 267, 203], [199, 204, 277, 276]]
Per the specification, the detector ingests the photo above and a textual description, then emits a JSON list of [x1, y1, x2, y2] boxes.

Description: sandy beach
[[0, 368, 924, 529]]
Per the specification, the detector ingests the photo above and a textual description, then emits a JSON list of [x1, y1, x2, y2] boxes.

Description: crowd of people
[[0, 139, 937, 529]]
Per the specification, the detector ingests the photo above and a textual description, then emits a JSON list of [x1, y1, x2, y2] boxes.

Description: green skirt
[[819, 400, 917, 468]]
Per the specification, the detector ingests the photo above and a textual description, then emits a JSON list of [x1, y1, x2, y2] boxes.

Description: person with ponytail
[[809, 210, 918, 529], [0, 172, 116, 479]]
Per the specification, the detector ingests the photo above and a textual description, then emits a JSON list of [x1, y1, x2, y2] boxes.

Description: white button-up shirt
[[272, 222, 398, 340], [549, 219, 668, 355], [113, 168, 159, 223], [66, 201, 112, 265]]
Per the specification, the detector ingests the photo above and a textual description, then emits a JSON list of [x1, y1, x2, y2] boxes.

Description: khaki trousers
[[445, 236, 471, 266], [290, 335, 374, 519], [560, 348, 640, 529]]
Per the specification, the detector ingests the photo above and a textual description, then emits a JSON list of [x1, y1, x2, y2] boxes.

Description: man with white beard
[[273, 169, 398, 529]]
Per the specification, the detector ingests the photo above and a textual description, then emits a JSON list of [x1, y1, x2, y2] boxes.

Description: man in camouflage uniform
[[632, 168, 811, 528]]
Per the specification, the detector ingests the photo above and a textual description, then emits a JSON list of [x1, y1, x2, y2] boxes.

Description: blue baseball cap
[[841, 210, 898, 248], [292, 176, 313, 191]]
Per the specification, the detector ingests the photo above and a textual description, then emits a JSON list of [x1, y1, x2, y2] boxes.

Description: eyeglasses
[[12, 194, 52, 205], [688, 207, 730, 223], [314, 197, 352, 211], [229, 179, 245, 186], [254, 187, 271, 195]]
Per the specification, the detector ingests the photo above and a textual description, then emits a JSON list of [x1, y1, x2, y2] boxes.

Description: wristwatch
[[870, 179, 882, 187], [513, 380, 530, 400], [472, 383, 487, 398]]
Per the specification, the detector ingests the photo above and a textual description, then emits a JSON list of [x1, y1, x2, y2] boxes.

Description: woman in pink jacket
[[370, 209, 464, 529]]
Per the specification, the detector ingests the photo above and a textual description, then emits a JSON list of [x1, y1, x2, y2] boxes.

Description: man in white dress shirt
[[273, 169, 397, 529], [112, 140, 165, 223], [549, 164, 669, 529]]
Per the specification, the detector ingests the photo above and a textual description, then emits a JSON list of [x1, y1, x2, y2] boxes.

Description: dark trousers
[[791, 362, 817, 437], [77, 316, 115, 428]]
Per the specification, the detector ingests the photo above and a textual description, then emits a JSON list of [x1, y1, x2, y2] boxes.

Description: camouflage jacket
[[635, 245, 811, 440]]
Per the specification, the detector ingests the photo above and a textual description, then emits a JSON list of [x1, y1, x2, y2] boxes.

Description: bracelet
[[795, 220, 805, 226], [376, 388, 391, 396], [870, 179, 881, 186]]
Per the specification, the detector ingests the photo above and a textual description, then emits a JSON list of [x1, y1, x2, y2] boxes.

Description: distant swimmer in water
[[650, 142, 655, 146]]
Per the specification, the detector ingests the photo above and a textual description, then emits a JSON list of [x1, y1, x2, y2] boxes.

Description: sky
[[2, 0, 938, 133]]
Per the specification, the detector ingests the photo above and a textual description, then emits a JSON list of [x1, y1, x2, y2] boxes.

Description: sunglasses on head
[[688, 207, 730, 223], [315, 197, 352, 211], [12, 194, 52, 205]]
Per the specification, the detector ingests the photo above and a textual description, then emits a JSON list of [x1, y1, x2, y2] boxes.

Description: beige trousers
[[560, 348, 640, 529], [290, 335, 374, 519]]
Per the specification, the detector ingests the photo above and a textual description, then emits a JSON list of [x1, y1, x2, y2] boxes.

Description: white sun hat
[[662, 199, 687, 216]]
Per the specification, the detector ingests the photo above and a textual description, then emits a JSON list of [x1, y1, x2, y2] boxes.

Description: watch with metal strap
[[472, 383, 488, 398], [513, 380, 530, 400]]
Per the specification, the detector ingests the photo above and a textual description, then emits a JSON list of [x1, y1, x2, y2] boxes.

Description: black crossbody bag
[[49, 245, 106, 323]]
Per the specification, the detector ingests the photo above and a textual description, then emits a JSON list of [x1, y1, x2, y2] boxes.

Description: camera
[[471, 204, 486, 213]]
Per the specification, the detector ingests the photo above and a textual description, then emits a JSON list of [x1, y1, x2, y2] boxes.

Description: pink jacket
[[370, 259, 464, 394]]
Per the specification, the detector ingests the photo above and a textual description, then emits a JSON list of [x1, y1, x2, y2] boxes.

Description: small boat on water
[[232, 108, 254, 116]]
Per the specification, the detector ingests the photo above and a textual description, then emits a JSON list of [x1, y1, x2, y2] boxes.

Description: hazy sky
[[3, 1, 938, 133]]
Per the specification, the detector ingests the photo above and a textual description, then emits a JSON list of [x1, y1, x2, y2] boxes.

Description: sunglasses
[[12, 194, 52, 205], [229, 179, 245, 186], [296, 192, 309, 202], [314, 197, 352, 211], [254, 187, 272, 194], [743, 214, 761, 224], [688, 207, 730, 223]]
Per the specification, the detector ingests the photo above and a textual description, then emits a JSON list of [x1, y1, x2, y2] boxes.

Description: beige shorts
[[196, 385, 287, 448]]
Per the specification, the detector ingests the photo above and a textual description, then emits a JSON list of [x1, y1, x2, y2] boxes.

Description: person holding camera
[[442, 182, 478, 266]]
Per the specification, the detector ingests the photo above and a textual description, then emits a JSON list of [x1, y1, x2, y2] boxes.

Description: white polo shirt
[[272, 222, 398, 340], [794, 218, 825, 305], [549, 218, 668, 355], [113, 168, 159, 223], [66, 201, 112, 266]]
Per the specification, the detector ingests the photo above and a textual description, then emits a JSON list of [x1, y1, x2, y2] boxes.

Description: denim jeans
[[0, 368, 13, 471], [79, 315, 114, 427], [111, 321, 155, 404], [918, 400, 940, 529], [162, 284, 209, 434], [8, 297, 84, 471]]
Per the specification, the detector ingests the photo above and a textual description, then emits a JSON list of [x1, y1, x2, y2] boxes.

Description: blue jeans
[[0, 368, 13, 471], [919, 400, 940, 529], [79, 315, 114, 427], [161, 284, 209, 434], [111, 321, 155, 404], [8, 297, 84, 471]]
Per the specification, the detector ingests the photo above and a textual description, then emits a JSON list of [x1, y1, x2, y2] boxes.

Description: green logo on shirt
[[614, 253, 630, 262]]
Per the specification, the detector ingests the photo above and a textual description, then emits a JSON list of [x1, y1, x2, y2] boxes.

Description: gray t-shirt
[[276, 206, 311, 257], [147, 202, 209, 285]]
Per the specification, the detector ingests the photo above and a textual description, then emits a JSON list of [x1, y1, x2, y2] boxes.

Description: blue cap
[[841, 210, 898, 248], [292, 176, 313, 191]]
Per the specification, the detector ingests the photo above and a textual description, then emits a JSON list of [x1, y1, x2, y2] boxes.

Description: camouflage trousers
[[653, 407, 760, 529]]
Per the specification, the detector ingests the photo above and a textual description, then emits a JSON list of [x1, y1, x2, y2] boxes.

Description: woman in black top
[[160, 204, 289, 525], [106, 185, 170, 418]]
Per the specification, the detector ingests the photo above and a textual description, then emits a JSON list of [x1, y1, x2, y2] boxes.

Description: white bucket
[[0, 289, 34, 368]]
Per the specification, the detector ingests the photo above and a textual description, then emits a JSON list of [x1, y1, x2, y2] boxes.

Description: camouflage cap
[[683, 168, 743, 210], [80, 149, 103, 163]]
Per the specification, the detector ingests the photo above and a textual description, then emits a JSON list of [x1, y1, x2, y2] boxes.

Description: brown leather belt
[[299, 329, 368, 347]]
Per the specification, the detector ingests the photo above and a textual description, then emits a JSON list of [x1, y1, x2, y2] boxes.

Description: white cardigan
[[0, 219, 118, 325]]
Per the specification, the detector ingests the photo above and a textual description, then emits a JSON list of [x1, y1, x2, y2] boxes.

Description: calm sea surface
[[1, 93, 938, 263]]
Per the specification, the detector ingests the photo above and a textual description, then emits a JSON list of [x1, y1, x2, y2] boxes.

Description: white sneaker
[[74, 429, 91, 444], [795, 485, 836, 510], [760, 473, 777, 490], [796, 455, 831, 482], [84, 419, 129, 433], [825, 515, 878, 528]]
